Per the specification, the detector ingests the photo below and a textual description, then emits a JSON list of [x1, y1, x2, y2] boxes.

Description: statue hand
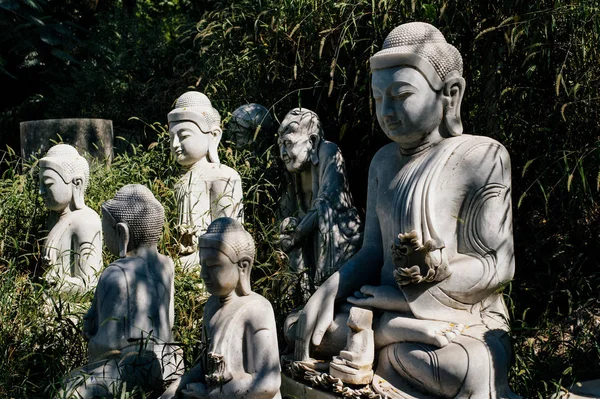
[[392, 232, 450, 285], [347, 285, 408, 312], [294, 282, 336, 361], [279, 233, 296, 253]]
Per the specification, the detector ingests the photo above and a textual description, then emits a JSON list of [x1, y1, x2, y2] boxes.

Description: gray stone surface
[[228, 103, 275, 149], [57, 184, 182, 398], [161, 218, 281, 399], [168, 91, 243, 270], [21, 118, 113, 163], [553, 380, 600, 398], [278, 108, 363, 297], [286, 22, 520, 399], [39, 144, 102, 294], [281, 374, 339, 399]]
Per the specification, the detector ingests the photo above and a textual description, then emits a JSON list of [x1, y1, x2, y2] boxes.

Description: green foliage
[[0, 126, 287, 397], [0, 0, 599, 397]]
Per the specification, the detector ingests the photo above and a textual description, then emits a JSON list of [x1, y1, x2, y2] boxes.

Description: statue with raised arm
[[169, 91, 244, 270], [39, 144, 102, 294], [161, 217, 281, 399], [286, 22, 520, 398], [57, 184, 181, 398], [278, 108, 363, 296]]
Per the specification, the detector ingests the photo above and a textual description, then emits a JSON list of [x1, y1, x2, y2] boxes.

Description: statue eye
[[392, 91, 413, 100]]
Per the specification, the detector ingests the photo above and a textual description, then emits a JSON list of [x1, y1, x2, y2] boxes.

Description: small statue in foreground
[[228, 103, 275, 151], [286, 22, 520, 398], [169, 91, 244, 269], [278, 108, 362, 296], [161, 217, 281, 399], [39, 144, 102, 294], [57, 184, 181, 398]]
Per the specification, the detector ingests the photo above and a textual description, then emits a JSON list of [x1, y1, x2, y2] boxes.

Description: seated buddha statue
[[160, 217, 281, 399], [287, 22, 521, 399], [39, 144, 102, 294], [57, 184, 181, 398], [168, 91, 244, 270]]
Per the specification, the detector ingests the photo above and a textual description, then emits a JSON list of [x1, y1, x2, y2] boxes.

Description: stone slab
[[20, 118, 113, 163], [281, 373, 340, 399]]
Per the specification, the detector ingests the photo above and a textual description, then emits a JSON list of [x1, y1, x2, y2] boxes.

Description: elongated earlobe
[[309, 134, 320, 165], [440, 73, 466, 137], [72, 177, 85, 210], [208, 128, 222, 164], [116, 222, 130, 258], [236, 257, 253, 296]]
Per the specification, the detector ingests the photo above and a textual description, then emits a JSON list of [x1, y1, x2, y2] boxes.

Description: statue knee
[[382, 342, 468, 398]]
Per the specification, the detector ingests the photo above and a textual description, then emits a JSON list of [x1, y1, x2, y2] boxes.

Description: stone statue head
[[39, 144, 90, 212], [229, 103, 274, 148], [168, 91, 222, 166], [370, 22, 465, 145], [199, 217, 255, 297], [277, 108, 323, 173], [101, 184, 165, 257]]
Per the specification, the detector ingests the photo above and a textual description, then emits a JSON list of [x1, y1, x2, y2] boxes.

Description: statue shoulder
[[214, 163, 242, 181], [449, 135, 511, 170], [244, 292, 276, 329], [370, 142, 399, 173], [71, 206, 101, 236], [318, 140, 340, 159]]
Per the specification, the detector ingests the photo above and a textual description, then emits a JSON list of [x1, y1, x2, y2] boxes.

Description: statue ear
[[116, 222, 130, 258], [440, 72, 465, 137], [309, 134, 320, 165], [236, 256, 253, 296], [72, 177, 85, 210], [208, 128, 222, 164]]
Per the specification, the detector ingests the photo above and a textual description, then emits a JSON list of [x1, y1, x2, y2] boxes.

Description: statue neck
[[186, 157, 210, 170], [219, 290, 239, 305], [126, 245, 159, 260], [399, 128, 444, 156]]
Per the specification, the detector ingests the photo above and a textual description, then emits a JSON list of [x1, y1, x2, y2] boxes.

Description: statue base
[[551, 379, 600, 398], [281, 373, 340, 399]]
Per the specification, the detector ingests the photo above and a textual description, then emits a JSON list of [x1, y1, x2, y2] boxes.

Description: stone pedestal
[[20, 118, 113, 163], [281, 374, 339, 399]]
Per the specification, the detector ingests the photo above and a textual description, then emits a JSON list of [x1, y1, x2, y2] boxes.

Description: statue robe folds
[[372, 134, 516, 398], [281, 141, 363, 287], [200, 293, 282, 399], [175, 162, 243, 265], [43, 206, 102, 294]]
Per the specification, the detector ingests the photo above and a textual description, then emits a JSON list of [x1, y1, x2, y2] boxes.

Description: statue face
[[101, 208, 121, 257], [278, 128, 312, 173], [200, 247, 240, 297], [229, 121, 252, 148], [169, 121, 210, 166], [372, 66, 444, 146], [39, 167, 72, 212]]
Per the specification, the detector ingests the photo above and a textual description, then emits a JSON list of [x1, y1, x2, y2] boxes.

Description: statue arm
[[211, 174, 244, 221], [205, 328, 280, 399], [441, 143, 515, 303]]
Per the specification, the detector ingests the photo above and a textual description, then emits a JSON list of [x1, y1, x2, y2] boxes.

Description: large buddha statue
[[39, 144, 102, 294], [160, 217, 281, 399], [168, 91, 244, 269], [278, 108, 363, 296], [57, 184, 181, 398], [287, 22, 520, 398]]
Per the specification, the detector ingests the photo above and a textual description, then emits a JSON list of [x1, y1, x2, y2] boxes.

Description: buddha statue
[[168, 91, 244, 269], [286, 22, 521, 398], [160, 217, 281, 399], [57, 184, 181, 398], [39, 144, 102, 294], [277, 108, 363, 296], [228, 103, 275, 150]]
